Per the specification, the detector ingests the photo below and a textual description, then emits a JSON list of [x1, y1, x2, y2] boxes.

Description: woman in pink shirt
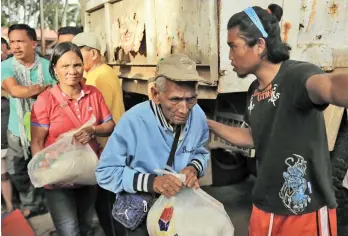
[[30, 42, 115, 236]]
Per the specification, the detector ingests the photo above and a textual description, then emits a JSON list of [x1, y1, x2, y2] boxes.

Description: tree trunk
[[80, 0, 87, 27], [7, 0, 11, 24], [61, 0, 69, 27], [23, 0, 27, 24], [55, 6, 59, 31], [28, 0, 34, 25], [40, 0, 46, 55]]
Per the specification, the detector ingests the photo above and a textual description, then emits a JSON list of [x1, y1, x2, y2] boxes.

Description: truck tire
[[331, 110, 348, 236], [211, 148, 249, 186]]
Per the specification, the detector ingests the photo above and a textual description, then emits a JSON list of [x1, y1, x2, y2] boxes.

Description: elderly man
[[72, 32, 125, 236], [96, 53, 210, 235]]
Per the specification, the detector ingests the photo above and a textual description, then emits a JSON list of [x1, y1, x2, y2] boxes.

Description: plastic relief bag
[[28, 115, 98, 188], [147, 168, 235, 236]]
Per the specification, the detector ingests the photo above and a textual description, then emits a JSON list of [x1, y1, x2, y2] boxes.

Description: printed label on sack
[[158, 205, 174, 231]]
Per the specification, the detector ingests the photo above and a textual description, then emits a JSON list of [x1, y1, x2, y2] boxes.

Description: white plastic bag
[[147, 167, 234, 236], [28, 116, 98, 188]]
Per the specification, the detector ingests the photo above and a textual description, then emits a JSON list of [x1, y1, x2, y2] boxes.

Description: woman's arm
[[31, 126, 49, 156], [94, 119, 115, 137], [73, 119, 115, 145], [73, 87, 116, 144]]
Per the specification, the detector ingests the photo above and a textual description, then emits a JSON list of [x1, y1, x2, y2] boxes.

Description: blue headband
[[244, 7, 268, 38]]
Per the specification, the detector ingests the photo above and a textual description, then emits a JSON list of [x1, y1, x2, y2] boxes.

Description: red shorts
[[249, 205, 337, 236]]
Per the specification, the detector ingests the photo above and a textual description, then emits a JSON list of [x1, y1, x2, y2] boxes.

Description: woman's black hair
[[227, 4, 290, 64], [1, 37, 9, 49], [49, 42, 83, 81]]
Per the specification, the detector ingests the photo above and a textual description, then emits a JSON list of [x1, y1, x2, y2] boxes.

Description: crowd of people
[[1, 3, 348, 236]]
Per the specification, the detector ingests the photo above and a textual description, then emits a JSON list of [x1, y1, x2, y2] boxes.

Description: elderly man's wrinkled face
[[152, 79, 198, 125]]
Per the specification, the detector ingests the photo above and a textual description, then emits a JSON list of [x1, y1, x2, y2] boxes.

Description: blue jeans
[[45, 186, 97, 236]]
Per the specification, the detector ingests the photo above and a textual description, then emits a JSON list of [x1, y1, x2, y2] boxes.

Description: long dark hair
[[49, 42, 83, 81], [227, 4, 290, 64]]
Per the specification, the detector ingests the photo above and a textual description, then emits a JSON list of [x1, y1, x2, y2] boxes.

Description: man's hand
[[73, 126, 95, 145], [30, 84, 51, 97], [2, 77, 51, 99], [153, 175, 182, 198], [206, 118, 214, 129], [180, 166, 199, 189]]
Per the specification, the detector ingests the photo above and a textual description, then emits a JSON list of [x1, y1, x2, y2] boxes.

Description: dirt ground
[[28, 212, 105, 236]]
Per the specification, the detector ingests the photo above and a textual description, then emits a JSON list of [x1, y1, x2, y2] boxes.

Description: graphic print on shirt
[[252, 83, 280, 106], [248, 96, 255, 114], [268, 84, 280, 106], [182, 146, 195, 154], [279, 154, 311, 214]]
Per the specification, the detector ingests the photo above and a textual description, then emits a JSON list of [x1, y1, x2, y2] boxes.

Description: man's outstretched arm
[[207, 119, 254, 148], [306, 72, 348, 108]]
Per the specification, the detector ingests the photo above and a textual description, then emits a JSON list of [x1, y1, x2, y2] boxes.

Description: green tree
[[1, 0, 80, 29]]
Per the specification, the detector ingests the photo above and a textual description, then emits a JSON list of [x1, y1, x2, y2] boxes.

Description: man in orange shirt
[[72, 32, 125, 236]]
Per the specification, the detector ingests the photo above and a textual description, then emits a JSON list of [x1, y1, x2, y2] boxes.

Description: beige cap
[[153, 53, 204, 83], [72, 32, 102, 52]]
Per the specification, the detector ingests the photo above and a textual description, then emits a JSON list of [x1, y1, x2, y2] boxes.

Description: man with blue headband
[[208, 4, 348, 236]]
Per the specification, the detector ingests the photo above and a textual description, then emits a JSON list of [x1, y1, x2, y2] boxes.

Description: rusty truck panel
[[290, 0, 348, 71], [107, 0, 218, 66], [219, 0, 348, 93], [83, 0, 219, 92]]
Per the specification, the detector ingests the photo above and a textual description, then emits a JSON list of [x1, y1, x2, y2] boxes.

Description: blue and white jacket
[[95, 101, 210, 194]]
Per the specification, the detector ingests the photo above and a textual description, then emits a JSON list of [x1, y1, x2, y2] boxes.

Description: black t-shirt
[[244, 59, 337, 215]]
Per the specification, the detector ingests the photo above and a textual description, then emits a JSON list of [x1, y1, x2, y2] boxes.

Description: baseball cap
[[152, 53, 204, 83], [72, 32, 103, 52]]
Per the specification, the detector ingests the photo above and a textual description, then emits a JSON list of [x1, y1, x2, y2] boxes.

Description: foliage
[[1, 0, 80, 29]]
